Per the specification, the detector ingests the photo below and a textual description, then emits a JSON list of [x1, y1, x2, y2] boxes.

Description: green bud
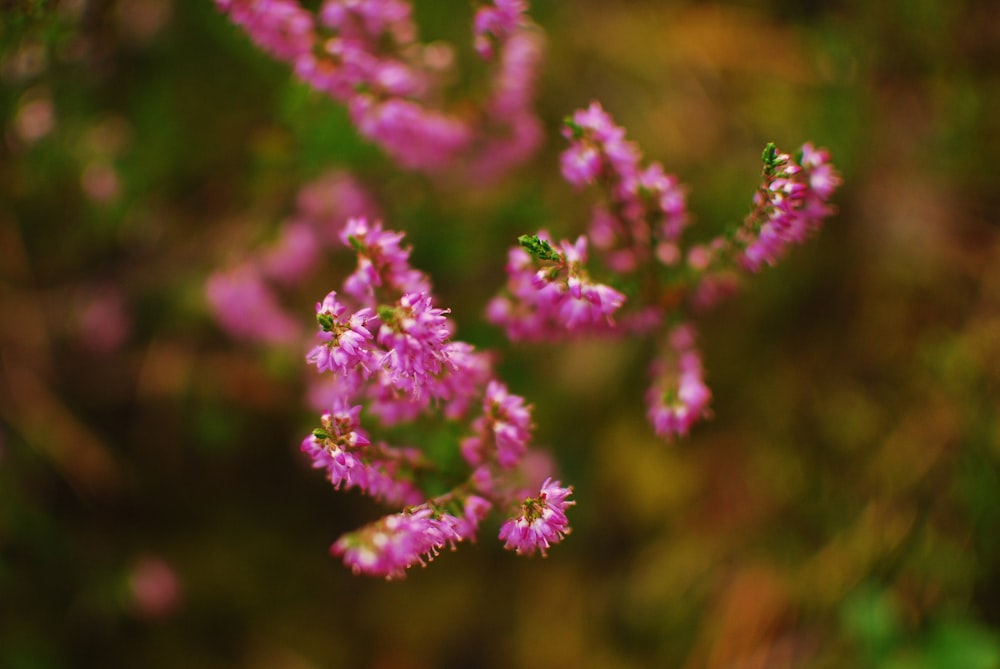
[[312, 428, 330, 441], [563, 117, 584, 140], [761, 142, 779, 176], [346, 235, 367, 254], [377, 305, 397, 322], [661, 388, 678, 406], [317, 312, 335, 332], [518, 234, 562, 262]]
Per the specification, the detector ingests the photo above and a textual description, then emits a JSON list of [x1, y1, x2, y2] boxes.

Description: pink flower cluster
[[332, 495, 490, 579], [305, 218, 482, 423], [206, 171, 381, 347], [304, 218, 574, 578], [561, 102, 691, 273], [461, 380, 533, 468], [736, 143, 841, 272], [646, 324, 712, 440], [486, 233, 626, 341], [300, 401, 425, 506], [216, 0, 543, 178], [491, 101, 841, 441], [209, 3, 842, 582]]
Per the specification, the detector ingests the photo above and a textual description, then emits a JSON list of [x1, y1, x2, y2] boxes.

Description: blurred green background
[[2, 0, 999, 667]]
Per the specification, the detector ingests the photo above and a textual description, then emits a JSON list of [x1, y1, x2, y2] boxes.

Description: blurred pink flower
[[77, 288, 131, 354], [127, 556, 181, 619], [13, 95, 55, 143]]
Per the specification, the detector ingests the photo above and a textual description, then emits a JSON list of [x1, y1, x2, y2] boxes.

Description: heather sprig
[[304, 218, 573, 578], [734, 142, 841, 272], [485, 232, 626, 340], [332, 492, 493, 579], [490, 101, 841, 441], [216, 0, 544, 178]]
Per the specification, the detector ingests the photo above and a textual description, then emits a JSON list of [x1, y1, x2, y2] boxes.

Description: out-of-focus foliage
[[1, 0, 999, 667]]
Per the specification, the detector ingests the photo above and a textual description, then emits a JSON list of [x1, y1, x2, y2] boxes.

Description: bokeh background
[[2, 0, 999, 667]]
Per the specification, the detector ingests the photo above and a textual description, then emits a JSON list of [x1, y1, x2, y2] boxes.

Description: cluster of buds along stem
[[301, 217, 573, 578], [491, 101, 841, 441], [216, 0, 543, 180]]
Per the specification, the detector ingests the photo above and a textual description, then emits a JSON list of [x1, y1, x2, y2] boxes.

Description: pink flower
[[474, 0, 527, 58], [332, 499, 482, 579], [561, 101, 641, 186], [301, 404, 425, 505], [205, 264, 302, 345], [461, 381, 533, 468], [376, 292, 453, 394], [301, 430, 364, 489], [646, 324, 712, 440], [559, 103, 691, 278], [499, 478, 574, 556], [259, 221, 320, 285], [341, 218, 430, 303], [349, 97, 472, 171], [354, 457, 425, 506], [219, 0, 315, 61], [306, 292, 377, 376], [560, 144, 602, 187], [301, 403, 371, 489], [488, 233, 626, 339], [433, 342, 495, 419], [457, 494, 493, 536]]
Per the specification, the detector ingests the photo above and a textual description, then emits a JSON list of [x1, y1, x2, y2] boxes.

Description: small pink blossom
[[205, 265, 301, 345], [259, 221, 319, 285], [307, 291, 378, 375], [461, 381, 533, 469], [560, 144, 602, 187], [474, 0, 527, 59], [561, 101, 641, 187], [349, 96, 472, 171], [301, 404, 370, 489], [355, 457, 425, 506], [219, 0, 315, 61], [499, 478, 574, 556], [341, 217, 430, 303], [376, 292, 453, 394], [646, 324, 712, 439]]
